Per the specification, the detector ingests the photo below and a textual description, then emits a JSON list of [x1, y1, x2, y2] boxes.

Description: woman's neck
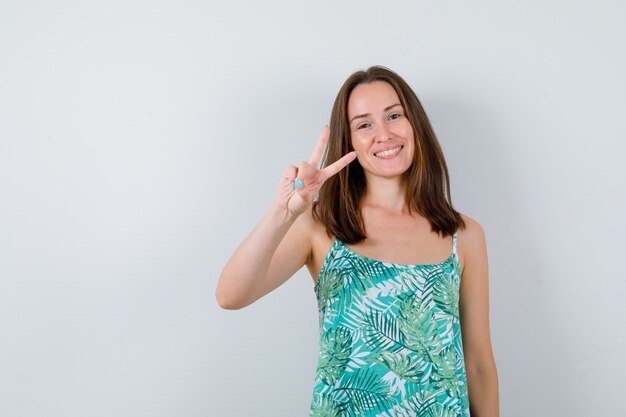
[[362, 176, 409, 215]]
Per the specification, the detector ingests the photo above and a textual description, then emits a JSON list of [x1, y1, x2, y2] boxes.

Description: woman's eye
[[357, 123, 370, 129], [389, 113, 401, 120]]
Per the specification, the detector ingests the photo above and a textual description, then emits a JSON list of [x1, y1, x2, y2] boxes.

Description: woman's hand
[[274, 126, 357, 217], [217, 127, 357, 310]]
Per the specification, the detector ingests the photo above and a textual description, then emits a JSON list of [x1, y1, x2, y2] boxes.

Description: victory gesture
[[275, 126, 358, 217]]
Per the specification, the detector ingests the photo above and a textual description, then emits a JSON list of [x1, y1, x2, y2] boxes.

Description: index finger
[[321, 150, 358, 179], [309, 126, 330, 167]]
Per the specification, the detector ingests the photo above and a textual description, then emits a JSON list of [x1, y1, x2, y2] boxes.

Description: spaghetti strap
[[452, 231, 458, 256]]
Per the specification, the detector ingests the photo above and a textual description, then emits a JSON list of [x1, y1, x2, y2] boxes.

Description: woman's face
[[347, 81, 415, 181]]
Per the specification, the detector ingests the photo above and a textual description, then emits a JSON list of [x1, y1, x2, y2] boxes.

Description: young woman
[[216, 66, 499, 416]]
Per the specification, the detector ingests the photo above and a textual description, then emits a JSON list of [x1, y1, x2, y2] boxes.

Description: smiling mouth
[[374, 146, 403, 158]]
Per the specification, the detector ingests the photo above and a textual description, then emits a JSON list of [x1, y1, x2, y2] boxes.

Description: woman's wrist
[[268, 200, 300, 228]]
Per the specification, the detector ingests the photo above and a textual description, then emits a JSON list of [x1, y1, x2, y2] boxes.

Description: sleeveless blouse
[[310, 232, 470, 417]]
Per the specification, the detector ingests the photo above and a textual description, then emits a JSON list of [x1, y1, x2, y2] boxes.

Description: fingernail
[[295, 178, 304, 189]]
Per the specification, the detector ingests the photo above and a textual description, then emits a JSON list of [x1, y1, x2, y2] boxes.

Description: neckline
[[336, 238, 456, 268], [313, 236, 457, 293]]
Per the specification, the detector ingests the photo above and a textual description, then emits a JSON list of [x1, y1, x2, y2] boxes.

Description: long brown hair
[[312, 65, 465, 243]]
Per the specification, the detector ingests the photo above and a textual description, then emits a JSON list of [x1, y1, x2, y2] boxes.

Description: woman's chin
[[366, 166, 412, 180]]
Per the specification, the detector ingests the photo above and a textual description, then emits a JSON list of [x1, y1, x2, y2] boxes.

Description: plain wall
[[1, 0, 624, 416]]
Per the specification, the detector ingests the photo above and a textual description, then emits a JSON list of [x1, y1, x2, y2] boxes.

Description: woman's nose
[[375, 123, 392, 142]]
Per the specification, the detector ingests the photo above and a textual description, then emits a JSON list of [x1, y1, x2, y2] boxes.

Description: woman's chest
[[346, 215, 454, 266]]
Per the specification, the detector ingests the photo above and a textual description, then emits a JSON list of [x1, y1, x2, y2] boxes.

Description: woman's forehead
[[347, 81, 401, 116]]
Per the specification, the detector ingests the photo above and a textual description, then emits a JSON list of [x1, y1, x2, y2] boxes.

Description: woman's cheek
[[352, 133, 370, 149]]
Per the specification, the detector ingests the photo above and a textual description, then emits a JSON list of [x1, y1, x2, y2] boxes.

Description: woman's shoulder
[[457, 213, 488, 268], [458, 213, 486, 240]]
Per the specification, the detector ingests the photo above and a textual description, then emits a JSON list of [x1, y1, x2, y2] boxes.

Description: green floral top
[[311, 232, 470, 417]]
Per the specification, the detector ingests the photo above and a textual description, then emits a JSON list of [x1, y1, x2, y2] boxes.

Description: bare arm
[[459, 215, 500, 416], [215, 202, 307, 310], [215, 127, 357, 310]]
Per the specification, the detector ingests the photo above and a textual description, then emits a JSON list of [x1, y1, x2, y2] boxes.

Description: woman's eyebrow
[[349, 103, 402, 123]]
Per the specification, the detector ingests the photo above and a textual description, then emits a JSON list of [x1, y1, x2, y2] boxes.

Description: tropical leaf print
[[387, 383, 441, 416], [424, 402, 464, 417], [366, 279, 403, 299], [317, 267, 344, 320], [317, 327, 353, 385], [344, 343, 371, 373], [332, 367, 396, 416], [370, 350, 424, 383], [397, 292, 445, 357], [361, 309, 406, 353], [433, 272, 460, 319], [417, 346, 460, 405], [311, 233, 470, 417], [310, 394, 342, 417]]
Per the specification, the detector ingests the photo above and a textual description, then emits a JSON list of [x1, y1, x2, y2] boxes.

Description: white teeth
[[375, 146, 402, 157]]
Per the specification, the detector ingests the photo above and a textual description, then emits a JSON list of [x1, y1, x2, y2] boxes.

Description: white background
[[1, 1, 624, 416]]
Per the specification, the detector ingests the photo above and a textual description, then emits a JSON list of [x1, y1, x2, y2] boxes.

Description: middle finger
[[308, 126, 330, 167]]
